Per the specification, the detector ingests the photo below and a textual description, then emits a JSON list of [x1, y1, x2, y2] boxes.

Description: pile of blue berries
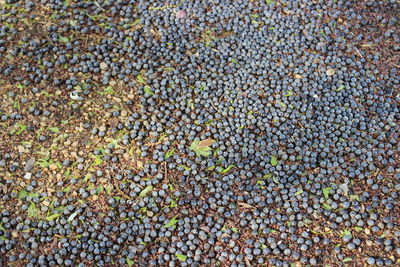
[[0, 0, 399, 266]]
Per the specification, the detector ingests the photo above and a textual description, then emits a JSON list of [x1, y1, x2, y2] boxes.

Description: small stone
[[24, 172, 32, 180], [42, 199, 50, 206], [62, 159, 72, 167], [176, 10, 187, 19], [326, 68, 336, 76], [100, 62, 108, 70], [17, 145, 26, 153], [114, 149, 124, 154], [24, 158, 35, 171], [146, 211, 154, 217]]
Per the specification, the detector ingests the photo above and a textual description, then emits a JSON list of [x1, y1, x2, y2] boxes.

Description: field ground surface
[[0, 0, 399, 266]]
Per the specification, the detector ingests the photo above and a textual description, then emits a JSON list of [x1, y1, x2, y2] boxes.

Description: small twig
[[94, 1, 105, 11], [210, 102, 218, 112], [163, 161, 169, 184], [354, 47, 364, 58]]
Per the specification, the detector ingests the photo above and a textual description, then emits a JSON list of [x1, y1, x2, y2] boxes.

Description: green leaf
[[48, 127, 60, 133], [294, 189, 303, 196], [178, 165, 191, 171], [106, 86, 115, 94], [354, 226, 363, 232], [284, 91, 292, 97], [349, 194, 360, 201], [163, 67, 175, 72], [262, 173, 273, 179], [322, 187, 332, 199], [164, 148, 175, 160], [266, 0, 276, 5], [15, 123, 27, 135], [126, 258, 134, 267], [322, 203, 332, 210], [342, 258, 352, 263], [29, 192, 40, 198], [277, 101, 287, 108], [175, 253, 187, 261], [28, 203, 40, 218], [137, 74, 146, 84], [144, 86, 154, 96], [256, 180, 265, 186], [139, 185, 153, 197], [46, 213, 61, 221], [96, 186, 104, 194], [270, 156, 278, 166], [336, 85, 345, 92], [231, 227, 238, 233], [170, 199, 178, 208], [59, 36, 70, 43], [92, 156, 103, 166], [220, 164, 235, 174], [132, 18, 141, 26], [18, 190, 28, 199], [16, 83, 25, 89], [67, 211, 79, 222], [164, 215, 179, 229], [189, 139, 216, 157], [341, 229, 352, 238], [62, 185, 71, 193]]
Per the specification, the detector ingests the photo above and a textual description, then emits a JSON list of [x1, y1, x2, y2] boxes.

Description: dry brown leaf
[[137, 160, 143, 169], [49, 164, 58, 170], [294, 74, 302, 79], [197, 139, 216, 148], [238, 202, 255, 209], [109, 117, 119, 128]]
